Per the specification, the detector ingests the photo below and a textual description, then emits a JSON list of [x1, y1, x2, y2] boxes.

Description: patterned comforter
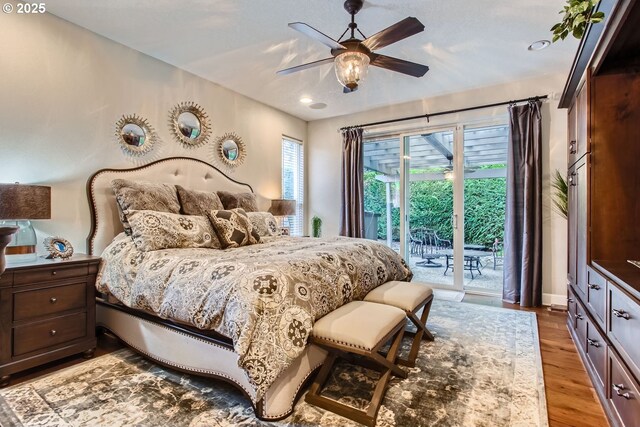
[[97, 234, 412, 400]]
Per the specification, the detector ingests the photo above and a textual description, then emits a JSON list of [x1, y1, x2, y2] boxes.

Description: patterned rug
[[0, 301, 547, 427]]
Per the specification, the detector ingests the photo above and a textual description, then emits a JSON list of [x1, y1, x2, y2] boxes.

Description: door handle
[[453, 214, 458, 229], [588, 284, 600, 290]]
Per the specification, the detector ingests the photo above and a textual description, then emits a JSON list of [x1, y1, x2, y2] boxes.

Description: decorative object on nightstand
[[0, 184, 51, 263], [312, 216, 322, 238], [0, 226, 19, 274], [269, 199, 297, 236], [0, 254, 101, 387], [44, 237, 74, 260]]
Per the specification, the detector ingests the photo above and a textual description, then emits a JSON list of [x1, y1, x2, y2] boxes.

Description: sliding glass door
[[363, 121, 507, 294]]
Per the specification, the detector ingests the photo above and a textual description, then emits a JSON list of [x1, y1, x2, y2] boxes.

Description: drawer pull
[[569, 140, 577, 154], [588, 284, 600, 290], [612, 309, 631, 320], [567, 297, 574, 303], [576, 314, 583, 320], [49, 329, 57, 336], [587, 338, 600, 348], [50, 297, 57, 304], [613, 384, 631, 399], [52, 271, 57, 276]]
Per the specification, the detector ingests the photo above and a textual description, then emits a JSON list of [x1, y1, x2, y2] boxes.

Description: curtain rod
[[339, 95, 548, 131]]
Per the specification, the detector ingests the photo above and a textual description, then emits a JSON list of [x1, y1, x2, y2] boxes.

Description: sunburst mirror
[[115, 114, 158, 157], [215, 132, 246, 168], [168, 102, 211, 148]]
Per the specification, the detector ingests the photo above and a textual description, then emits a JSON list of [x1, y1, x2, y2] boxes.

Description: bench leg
[[397, 296, 435, 367]]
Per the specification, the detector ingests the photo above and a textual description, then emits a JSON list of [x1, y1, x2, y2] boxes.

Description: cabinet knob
[[588, 284, 600, 290], [613, 384, 631, 399], [612, 309, 631, 320], [52, 271, 57, 276], [587, 338, 600, 348], [49, 297, 57, 304], [569, 140, 577, 154], [49, 329, 57, 336], [567, 297, 574, 303]]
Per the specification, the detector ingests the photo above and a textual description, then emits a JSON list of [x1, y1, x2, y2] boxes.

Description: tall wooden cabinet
[[561, 1, 640, 426]]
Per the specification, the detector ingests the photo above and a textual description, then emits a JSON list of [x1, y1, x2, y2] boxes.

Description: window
[[281, 137, 304, 236]]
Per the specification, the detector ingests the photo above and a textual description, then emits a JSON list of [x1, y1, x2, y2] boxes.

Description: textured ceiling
[[44, 0, 579, 121]]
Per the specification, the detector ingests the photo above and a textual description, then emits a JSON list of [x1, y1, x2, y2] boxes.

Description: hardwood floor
[[5, 296, 608, 427]]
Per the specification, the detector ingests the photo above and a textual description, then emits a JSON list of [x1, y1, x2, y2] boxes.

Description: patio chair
[[492, 238, 504, 270]]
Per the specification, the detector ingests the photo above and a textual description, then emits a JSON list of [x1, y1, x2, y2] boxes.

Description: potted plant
[[312, 216, 322, 238], [551, 170, 568, 219], [551, 0, 605, 41]]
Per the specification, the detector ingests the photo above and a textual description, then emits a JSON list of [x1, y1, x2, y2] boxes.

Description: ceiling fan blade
[[343, 85, 359, 94], [276, 57, 335, 75], [370, 54, 429, 77], [362, 17, 425, 51], [288, 22, 346, 50]]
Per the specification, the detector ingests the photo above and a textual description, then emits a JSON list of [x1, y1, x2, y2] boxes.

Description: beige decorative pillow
[[111, 179, 180, 234], [127, 210, 220, 251], [217, 191, 258, 212], [247, 211, 280, 237], [207, 208, 260, 249], [176, 185, 224, 216]]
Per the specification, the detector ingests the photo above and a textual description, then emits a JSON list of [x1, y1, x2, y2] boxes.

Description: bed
[[87, 157, 411, 420]]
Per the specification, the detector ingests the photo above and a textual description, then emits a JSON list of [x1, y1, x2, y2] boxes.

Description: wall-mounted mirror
[[169, 102, 211, 148], [115, 114, 157, 156], [215, 132, 246, 167]]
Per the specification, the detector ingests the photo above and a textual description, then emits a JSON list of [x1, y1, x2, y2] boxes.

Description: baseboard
[[542, 293, 567, 308]]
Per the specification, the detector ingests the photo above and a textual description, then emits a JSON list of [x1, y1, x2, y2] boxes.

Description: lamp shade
[[0, 184, 51, 220], [268, 199, 296, 216]]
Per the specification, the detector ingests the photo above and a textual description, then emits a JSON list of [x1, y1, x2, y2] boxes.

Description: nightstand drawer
[[13, 312, 87, 356], [13, 264, 89, 285], [13, 283, 86, 321]]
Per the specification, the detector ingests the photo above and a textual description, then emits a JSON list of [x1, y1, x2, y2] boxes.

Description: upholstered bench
[[305, 301, 408, 427], [364, 280, 434, 367]]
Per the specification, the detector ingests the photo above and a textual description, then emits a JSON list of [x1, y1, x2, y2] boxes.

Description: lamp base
[[0, 220, 38, 263], [0, 226, 19, 274]]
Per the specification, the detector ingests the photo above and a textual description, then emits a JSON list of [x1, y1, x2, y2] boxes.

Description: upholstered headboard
[[86, 157, 263, 255]]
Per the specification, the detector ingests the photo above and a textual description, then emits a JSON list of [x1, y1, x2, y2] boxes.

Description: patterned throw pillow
[[247, 211, 280, 237], [176, 185, 224, 216], [216, 191, 258, 212], [207, 208, 261, 249], [127, 210, 220, 251], [111, 179, 180, 234]]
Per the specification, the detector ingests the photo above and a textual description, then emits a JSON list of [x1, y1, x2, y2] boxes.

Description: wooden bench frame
[[399, 292, 435, 367]]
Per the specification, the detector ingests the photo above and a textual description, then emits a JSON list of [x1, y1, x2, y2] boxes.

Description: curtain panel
[[339, 128, 365, 238], [503, 100, 543, 307]]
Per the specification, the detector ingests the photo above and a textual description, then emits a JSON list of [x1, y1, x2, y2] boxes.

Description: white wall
[[308, 74, 569, 304], [0, 3, 307, 254]]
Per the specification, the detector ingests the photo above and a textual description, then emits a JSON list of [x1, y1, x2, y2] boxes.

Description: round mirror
[[115, 114, 157, 157], [177, 112, 201, 139], [215, 132, 246, 168], [121, 123, 146, 147], [44, 237, 74, 260], [222, 139, 239, 161], [54, 241, 66, 252], [169, 102, 211, 147]]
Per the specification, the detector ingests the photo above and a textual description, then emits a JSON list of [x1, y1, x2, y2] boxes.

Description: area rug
[[0, 301, 547, 427]]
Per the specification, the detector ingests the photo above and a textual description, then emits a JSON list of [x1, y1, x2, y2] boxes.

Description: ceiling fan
[[277, 0, 429, 93]]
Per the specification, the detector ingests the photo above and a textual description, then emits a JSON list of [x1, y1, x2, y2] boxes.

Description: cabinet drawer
[[586, 319, 607, 390], [609, 285, 640, 380], [609, 351, 640, 427], [13, 312, 87, 356], [13, 264, 89, 286], [587, 268, 606, 327], [576, 301, 587, 351], [13, 282, 86, 321]]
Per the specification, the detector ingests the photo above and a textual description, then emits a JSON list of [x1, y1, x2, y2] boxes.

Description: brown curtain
[[340, 128, 365, 238], [503, 100, 543, 307]]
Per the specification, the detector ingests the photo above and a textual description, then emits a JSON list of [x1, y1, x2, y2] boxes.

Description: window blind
[[281, 137, 304, 236]]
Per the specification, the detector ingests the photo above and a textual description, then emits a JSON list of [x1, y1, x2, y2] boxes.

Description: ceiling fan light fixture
[[334, 51, 370, 91]]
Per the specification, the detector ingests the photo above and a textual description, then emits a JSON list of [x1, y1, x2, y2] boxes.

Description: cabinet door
[[576, 80, 589, 159], [568, 99, 577, 166], [568, 164, 578, 289], [576, 159, 588, 298]]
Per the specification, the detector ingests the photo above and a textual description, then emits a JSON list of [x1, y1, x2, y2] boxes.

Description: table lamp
[[268, 199, 297, 235], [0, 184, 51, 262]]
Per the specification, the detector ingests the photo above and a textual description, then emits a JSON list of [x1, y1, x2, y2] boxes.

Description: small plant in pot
[[551, 0, 605, 42], [551, 170, 568, 219], [312, 216, 322, 238]]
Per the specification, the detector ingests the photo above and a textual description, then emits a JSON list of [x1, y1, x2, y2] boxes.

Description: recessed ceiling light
[[528, 40, 550, 51], [299, 97, 313, 104], [309, 102, 327, 110]]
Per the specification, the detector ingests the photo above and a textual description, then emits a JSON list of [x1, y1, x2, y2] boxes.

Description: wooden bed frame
[[86, 157, 326, 420]]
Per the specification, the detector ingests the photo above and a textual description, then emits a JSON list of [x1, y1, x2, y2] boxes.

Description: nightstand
[[0, 254, 101, 387]]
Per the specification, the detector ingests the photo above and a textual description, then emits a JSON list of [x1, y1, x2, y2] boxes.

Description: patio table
[[438, 249, 490, 279]]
